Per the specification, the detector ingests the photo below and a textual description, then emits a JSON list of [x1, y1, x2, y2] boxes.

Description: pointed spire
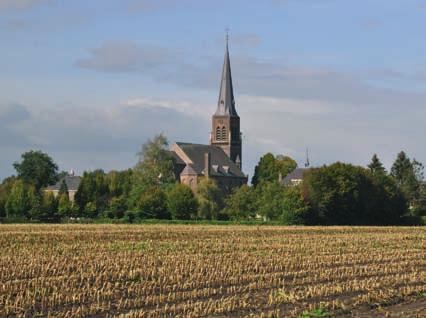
[[215, 30, 238, 117], [305, 148, 310, 168]]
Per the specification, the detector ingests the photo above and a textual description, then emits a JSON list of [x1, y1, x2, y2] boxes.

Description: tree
[[224, 185, 258, 220], [252, 153, 297, 186], [5, 179, 36, 218], [74, 170, 108, 216], [276, 155, 298, 179], [166, 184, 198, 220], [281, 186, 312, 225], [58, 193, 73, 217], [256, 181, 286, 221], [196, 178, 222, 220], [0, 177, 17, 218], [37, 191, 59, 222], [0, 187, 6, 218], [107, 170, 133, 197], [134, 134, 176, 187], [129, 134, 176, 211], [391, 151, 424, 208], [84, 202, 97, 218], [303, 162, 406, 225], [368, 154, 386, 176], [104, 196, 127, 219], [13, 150, 58, 190], [137, 186, 170, 219], [58, 179, 68, 197], [414, 183, 426, 217], [369, 173, 407, 224]]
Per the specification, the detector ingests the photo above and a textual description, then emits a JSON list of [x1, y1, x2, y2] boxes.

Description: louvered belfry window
[[221, 126, 227, 141], [216, 127, 221, 140]]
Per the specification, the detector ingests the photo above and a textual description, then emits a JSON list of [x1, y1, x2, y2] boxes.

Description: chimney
[[204, 152, 211, 179]]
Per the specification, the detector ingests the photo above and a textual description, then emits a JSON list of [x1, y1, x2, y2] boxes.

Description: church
[[170, 39, 248, 192]]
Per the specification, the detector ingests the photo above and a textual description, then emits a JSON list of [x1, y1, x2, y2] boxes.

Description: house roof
[[45, 176, 81, 191], [282, 168, 309, 185], [172, 142, 246, 178]]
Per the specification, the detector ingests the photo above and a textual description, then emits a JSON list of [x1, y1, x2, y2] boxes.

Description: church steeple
[[215, 32, 238, 117], [210, 32, 242, 168]]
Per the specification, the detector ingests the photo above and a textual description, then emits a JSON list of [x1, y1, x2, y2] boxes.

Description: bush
[[196, 179, 222, 220], [303, 162, 407, 225], [281, 186, 312, 225], [137, 187, 170, 219], [166, 184, 198, 220], [224, 185, 258, 220], [104, 196, 127, 219]]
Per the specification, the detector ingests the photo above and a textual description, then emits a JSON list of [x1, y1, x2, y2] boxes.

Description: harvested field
[[0, 225, 425, 317]]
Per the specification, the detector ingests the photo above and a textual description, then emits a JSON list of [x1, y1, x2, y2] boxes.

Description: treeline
[[0, 134, 425, 224]]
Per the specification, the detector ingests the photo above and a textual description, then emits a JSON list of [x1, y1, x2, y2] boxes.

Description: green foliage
[[5, 179, 37, 218], [128, 134, 175, 211], [137, 186, 170, 219], [36, 191, 60, 222], [222, 181, 312, 224], [74, 170, 108, 216], [107, 170, 133, 197], [84, 201, 97, 218], [166, 183, 198, 220], [0, 177, 17, 218], [368, 154, 386, 176], [256, 181, 285, 220], [104, 196, 127, 219], [13, 150, 58, 190], [299, 308, 331, 318], [0, 189, 5, 218], [196, 178, 223, 220], [391, 151, 424, 210], [413, 183, 426, 216], [303, 162, 407, 225], [280, 186, 312, 225], [224, 185, 258, 220], [134, 134, 176, 188], [252, 153, 297, 186], [58, 179, 68, 196], [58, 193, 73, 217]]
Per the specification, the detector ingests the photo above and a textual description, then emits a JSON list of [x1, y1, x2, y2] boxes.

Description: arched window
[[216, 127, 221, 140], [221, 126, 227, 141]]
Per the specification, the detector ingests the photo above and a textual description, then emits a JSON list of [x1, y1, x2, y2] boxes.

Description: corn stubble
[[0, 225, 424, 317]]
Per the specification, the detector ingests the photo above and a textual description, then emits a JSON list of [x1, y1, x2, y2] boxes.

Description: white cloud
[[0, 0, 50, 11], [239, 95, 332, 115], [75, 41, 176, 73], [0, 100, 208, 179], [124, 97, 212, 119]]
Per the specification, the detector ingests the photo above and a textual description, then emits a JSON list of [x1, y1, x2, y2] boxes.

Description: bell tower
[[210, 33, 242, 169]]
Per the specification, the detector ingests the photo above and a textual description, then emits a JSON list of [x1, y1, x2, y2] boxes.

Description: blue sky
[[1, 0, 425, 180]]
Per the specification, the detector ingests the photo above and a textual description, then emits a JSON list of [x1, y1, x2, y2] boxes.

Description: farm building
[[44, 172, 81, 202]]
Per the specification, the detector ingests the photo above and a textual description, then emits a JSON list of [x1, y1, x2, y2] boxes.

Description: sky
[[1, 0, 426, 181]]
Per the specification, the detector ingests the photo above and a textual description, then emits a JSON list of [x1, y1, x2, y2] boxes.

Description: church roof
[[169, 150, 185, 165], [172, 142, 246, 178], [215, 38, 238, 117], [45, 175, 81, 191]]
